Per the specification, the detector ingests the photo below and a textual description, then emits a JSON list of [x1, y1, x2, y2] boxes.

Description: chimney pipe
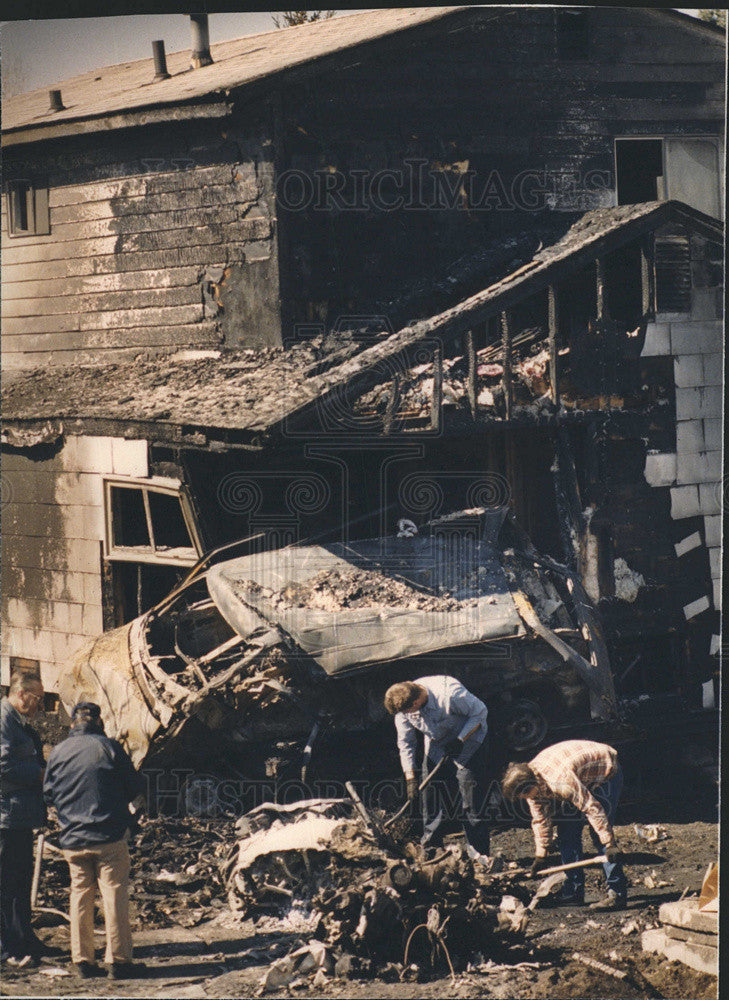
[[190, 14, 213, 68], [152, 40, 171, 80], [49, 89, 65, 112]]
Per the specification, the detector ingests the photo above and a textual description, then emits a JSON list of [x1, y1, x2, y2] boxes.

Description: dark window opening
[[111, 486, 150, 548], [655, 233, 692, 313], [109, 562, 186, 627], [615, 139, 663, 205], [6, 179, 50, 236], [604, 244, 643, 326], [147, 491, 192, 551], [556, 9, 589, 60]]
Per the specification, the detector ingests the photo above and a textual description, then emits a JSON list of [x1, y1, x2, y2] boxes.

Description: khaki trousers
[[62, 837, 132, 964]]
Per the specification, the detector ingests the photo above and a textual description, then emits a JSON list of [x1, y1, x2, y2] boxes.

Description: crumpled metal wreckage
[[63, 508, 617, 767]]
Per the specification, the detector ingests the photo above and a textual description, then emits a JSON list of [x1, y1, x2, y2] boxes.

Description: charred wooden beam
[[547, 285, 560, 408], [596, 257, 607, 321], [382, 376, 400, 435], [640, 236, 656, 318], [500, 311, 512, 420], [430, 345, 442, 431], [466, 330, 477, 419]]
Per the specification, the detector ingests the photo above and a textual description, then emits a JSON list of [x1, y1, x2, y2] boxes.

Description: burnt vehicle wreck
[[63, 507, 616, 769]]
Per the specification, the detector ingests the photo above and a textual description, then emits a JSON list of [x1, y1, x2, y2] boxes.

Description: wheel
[[502, 698, 548, 751]]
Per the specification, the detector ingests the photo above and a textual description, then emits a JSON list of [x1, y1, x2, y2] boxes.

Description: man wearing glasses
[[1, 671, 47, 966]]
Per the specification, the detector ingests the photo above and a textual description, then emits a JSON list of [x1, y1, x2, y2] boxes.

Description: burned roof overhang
[[278, 202, 724, 435], [1, 417, 268, 453]]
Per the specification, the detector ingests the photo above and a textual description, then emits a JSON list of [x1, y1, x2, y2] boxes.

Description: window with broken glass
[[103, 479, 202, 566]]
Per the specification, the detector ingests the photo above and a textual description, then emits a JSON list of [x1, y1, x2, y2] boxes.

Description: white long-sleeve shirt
[[395, 675, 488, 774]]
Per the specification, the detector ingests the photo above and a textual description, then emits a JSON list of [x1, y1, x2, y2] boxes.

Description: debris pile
[[242, 566, 476, 613], [222, 799, 528, 986], [642, 864, 718, 976], [131, 817, 235, 929]]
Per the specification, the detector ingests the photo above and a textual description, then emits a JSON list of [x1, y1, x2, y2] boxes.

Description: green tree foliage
[[273, 11, 336, 29], [698, 9, 727, 29]]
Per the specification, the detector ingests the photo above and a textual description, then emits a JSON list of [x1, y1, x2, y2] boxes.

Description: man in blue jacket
[[384, 675, 497, 868], [1, 672, 47, 966], [44, 702, 145, 980]]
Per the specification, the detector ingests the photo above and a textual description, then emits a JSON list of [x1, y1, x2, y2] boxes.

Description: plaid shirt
[[526, 740, 618, 854]]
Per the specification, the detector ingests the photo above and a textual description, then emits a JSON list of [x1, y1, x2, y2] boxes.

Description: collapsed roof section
[[2, 200, 722, 447]]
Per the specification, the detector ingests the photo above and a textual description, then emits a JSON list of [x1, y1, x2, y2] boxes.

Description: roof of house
[[3, 6, 723, 143], [2, 8, 464, 139], [1, 200, 722, 444]]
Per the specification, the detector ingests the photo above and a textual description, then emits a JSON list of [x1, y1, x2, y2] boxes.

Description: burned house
[[1, 8, 724, 754]]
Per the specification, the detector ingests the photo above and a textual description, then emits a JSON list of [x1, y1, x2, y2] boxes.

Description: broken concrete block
[[675, 386, 723, 422], [701, 352, 723, 386], [698, 482, 721, 516], [712, 579, 721, 610], [640, 322, 671, 357], [670, 485, 701, 519], [642, 927, 717, 976], [659, 899, 718, 936], [644, 452, 677, 487], [704, 514, 721, 547], [683, 595, 710, 620], [709, 547, 720, 580], [674, 532, 701, 558], [676, 420, 705, 455], [673, 355, 703, 388], [702, 418, 722, 452]]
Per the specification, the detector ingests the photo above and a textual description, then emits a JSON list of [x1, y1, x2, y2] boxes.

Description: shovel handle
[[31, 833, 45, 910], [383, 753, 450, 830]]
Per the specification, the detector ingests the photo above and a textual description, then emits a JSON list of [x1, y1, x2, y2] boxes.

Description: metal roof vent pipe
[[190, 14, 213, 68], [152, 40, 171, 80], [49, 89, 65, 112]]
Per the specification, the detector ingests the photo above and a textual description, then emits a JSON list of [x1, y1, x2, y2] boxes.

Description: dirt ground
[[1, 813, 717, 1000]]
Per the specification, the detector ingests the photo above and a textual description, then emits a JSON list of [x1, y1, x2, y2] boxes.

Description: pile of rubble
[[222, 799, 533, 988], [642, 864, 718, 976], [253, 566, 474, 613]]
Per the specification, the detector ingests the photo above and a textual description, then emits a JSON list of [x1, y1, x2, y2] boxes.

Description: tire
[[502, 698, 549, 751]]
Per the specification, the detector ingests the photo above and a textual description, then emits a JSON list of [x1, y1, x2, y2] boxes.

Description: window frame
[[103, 476, 203, 566], [5, 178, 50, 237]]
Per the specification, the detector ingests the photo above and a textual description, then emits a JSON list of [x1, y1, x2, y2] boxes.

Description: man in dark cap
[[44, 702, 145, 980]]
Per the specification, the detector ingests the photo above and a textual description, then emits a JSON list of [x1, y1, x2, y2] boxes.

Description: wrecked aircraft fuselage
[[63, 510, 616, 768]]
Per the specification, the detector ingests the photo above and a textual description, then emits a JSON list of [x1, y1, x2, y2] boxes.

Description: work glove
[[443, 738, 464, 759], [406, 777, 419, 802], [530, 856, 549, 878], [604, 843, 621, 863]]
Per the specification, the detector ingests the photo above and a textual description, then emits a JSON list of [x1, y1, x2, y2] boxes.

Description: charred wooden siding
[[275, 7, 724, 333], [1, 114, 281, 370]]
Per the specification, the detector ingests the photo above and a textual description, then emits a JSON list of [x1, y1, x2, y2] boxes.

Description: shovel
[[383, 722, 482, 831]]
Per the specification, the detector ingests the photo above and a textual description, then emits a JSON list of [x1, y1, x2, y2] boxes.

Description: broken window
[[6, 179, 50, 236], [615, 137, 721, 218], [555, 9, 589, 60], [104, 478, 202, 565], [615, 140, 664, 205]]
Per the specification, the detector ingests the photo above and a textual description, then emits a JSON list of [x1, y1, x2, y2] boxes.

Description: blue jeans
[[556, 765, 627, 900], [421, 738, 491, 855]]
